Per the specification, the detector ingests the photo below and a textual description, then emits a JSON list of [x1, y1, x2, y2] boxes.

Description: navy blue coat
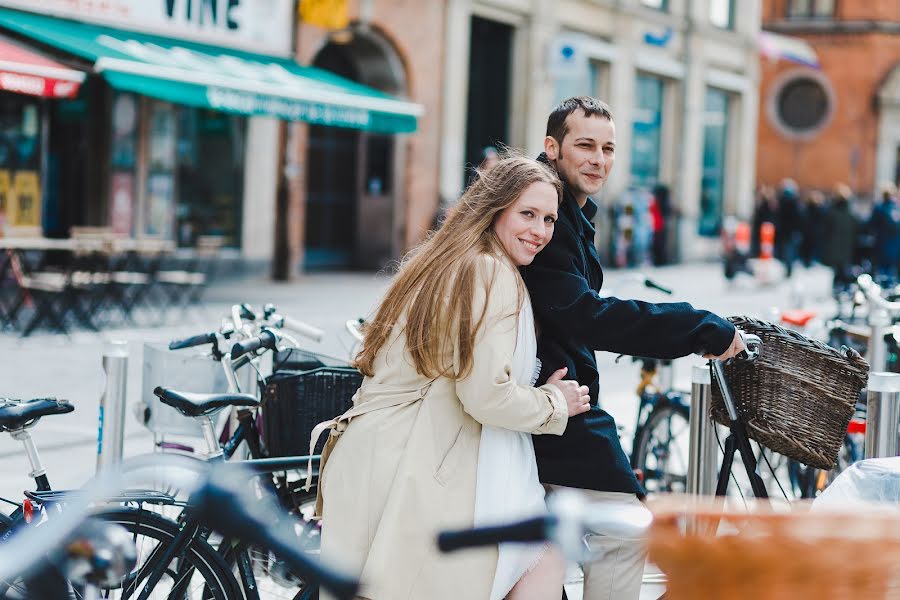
[[522, 162, 735, 494]]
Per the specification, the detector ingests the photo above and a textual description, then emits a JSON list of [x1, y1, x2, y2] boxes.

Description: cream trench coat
[[316, 254, 569, 600]]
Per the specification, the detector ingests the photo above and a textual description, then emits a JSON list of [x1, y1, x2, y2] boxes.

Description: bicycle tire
[[634, 404, 691, 494], [93, 508, 242, 600]]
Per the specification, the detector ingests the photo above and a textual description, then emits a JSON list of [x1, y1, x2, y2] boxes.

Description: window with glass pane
[[699, 88, 730, 237], [640, 0, 668, 11], [787, 0, 834, 18], [630, 74, 664, 189], [710, 0, 734, 29]]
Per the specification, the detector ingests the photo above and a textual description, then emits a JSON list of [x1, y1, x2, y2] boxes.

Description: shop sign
[[0, 0, 294, 57], [0, 70, 80, 98]]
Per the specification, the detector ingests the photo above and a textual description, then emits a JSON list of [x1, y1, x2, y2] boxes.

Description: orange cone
[[758, 221, 776, 283]]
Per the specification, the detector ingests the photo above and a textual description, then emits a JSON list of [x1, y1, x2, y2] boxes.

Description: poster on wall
[[9, 170, 40, 229], [145, 172, 174, 238], [110, 172, 134, 235], [0, 169, 8, 233]]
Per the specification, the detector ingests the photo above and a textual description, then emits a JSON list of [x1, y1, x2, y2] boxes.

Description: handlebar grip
[[238, 303, 257, 322], [643, 278, 673, 295], [281, 317, 324, 343], [230, 330, 279, 359], [168, 332, 216, 350], [437, 516, 552, 553]]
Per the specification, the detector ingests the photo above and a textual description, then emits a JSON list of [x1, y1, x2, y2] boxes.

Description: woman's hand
[[703, 330, 746, 360], [546, 367, 591, 417]]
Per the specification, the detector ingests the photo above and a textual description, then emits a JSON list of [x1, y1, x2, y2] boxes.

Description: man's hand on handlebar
[[703, 330, 746, 361]]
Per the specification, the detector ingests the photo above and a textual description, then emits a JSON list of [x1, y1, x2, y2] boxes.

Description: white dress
[[474, 295, 549, 600]]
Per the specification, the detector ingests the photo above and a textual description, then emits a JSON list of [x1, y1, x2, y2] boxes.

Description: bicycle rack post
[[866, 372, 900, 459], [97, 340, 129, 472], [688, 366, 717, 496], [867, 309, 891, 374]]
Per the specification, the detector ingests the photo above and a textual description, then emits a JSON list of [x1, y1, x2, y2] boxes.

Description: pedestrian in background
[[776, 178, 802, 277], [800, 189, 826, 268], [650, 184, 671, 265], [822, 184, 858, 293], [752, 185, 778, 257], [868, 182, 900, 283]]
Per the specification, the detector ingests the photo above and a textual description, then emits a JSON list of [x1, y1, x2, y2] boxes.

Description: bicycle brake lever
[[733, 333, 761, 363]]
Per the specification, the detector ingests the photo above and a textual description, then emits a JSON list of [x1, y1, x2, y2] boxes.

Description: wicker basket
[[648, 498, 900, 599], [710, 316, 869, 470], [261, 367, 363, 457]]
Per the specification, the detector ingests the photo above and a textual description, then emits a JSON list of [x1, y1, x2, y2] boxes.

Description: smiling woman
[[315, 154, 594, 600]]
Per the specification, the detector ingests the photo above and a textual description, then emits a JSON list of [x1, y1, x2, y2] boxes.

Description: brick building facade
[[288, 0, 444, 271], [758, 0, 900, 199]]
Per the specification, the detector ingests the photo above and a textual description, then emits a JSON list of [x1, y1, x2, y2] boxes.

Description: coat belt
[[304, 380, 436, 494]]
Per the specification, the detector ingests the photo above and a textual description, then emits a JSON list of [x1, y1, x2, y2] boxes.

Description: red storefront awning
[[0, 38, 84, 98]]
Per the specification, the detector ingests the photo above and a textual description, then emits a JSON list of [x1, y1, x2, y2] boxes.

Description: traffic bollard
[[866, 372, 900, 459], [97, 340, 129, 472], [688, 365, 718, 496]]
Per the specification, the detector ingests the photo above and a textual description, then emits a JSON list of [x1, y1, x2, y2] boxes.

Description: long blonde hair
[[355, 154, 562, 379]]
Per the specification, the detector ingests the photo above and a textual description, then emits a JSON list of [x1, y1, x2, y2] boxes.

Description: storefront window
[[699, 88, 730, 237], [0, 92, 42, 233], [630, 74, 664, 189], [710, 0, 735, 29], [175, 107, 245, 247], [144, 101, 176, 239], [109, 92, 138, 235]]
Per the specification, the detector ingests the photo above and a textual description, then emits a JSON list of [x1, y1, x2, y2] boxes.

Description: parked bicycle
[[0, 452, 359, 600]]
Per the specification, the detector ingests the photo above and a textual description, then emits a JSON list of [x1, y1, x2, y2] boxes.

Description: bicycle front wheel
[[634, 404, 690, 494], [92, 508, 242, 600]]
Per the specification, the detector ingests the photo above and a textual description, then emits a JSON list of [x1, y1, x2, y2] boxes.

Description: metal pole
[[688, 365, 717, 496], [97, 340, 129, 472], [866, 372, 900, 459], [868, 309, 891, 374]]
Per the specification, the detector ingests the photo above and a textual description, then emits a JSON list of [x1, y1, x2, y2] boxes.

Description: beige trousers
[[545, 486, 648, 600]]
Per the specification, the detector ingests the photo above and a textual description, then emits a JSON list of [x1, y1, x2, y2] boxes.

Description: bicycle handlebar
[[437, 489, 652, 564], [278, 316, 325, 342], [857, 274, 900, 314], [437, 516, 553, 552], [230, 329, 280, 359], [168, 332, 218, 351], [642, 277, 673, 295]]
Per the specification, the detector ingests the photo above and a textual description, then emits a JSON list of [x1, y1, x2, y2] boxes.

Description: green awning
[[0, 8, 421, 133]]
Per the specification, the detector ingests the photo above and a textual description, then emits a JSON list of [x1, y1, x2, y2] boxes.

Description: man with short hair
[[523, 96, 744, 599]]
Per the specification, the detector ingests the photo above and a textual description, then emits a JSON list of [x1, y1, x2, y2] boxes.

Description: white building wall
[[440, 0, 760, 261], [241, 116, 279, 260]]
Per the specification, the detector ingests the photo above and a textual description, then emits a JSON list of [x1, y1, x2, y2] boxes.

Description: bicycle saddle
[[0, 397, 74, 431], [153, 387, 259, 417]]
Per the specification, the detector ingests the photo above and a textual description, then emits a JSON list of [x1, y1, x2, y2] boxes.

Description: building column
[[677, 35, 707, 260], [438, 0, 473, 206], [521, 0, 560, 155], [241, 116, 279, 262], [605, 15, 636, 203]]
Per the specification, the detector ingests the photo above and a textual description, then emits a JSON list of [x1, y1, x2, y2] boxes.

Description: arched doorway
[[305, 28, 407, 270]]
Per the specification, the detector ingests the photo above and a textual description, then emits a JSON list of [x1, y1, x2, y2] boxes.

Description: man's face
[[545, 112, 616, 202]]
